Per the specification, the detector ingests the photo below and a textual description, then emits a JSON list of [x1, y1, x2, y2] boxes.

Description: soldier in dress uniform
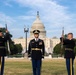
[[60, 33, 75, 75], [0, 30, 11, 75], [28, 30, 45, 75]]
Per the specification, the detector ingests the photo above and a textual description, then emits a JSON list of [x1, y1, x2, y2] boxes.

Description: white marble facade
[[13, 12, 60, 54]]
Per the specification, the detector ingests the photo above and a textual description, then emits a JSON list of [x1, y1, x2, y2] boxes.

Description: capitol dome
[[30, 11, 46, 38]]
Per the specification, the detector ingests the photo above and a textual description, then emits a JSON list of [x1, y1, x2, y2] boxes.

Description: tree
[[53, 43, 61, 54], [15, 44, 23, 54], [9, 41, 18, 55], [9, 42, 23, 55], [0, 28, 5, 33], [64, 34, 67, 39], [53, 43, 65, 56]]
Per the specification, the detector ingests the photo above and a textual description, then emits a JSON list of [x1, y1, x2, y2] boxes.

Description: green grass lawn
[[4, 58, 76, 75]]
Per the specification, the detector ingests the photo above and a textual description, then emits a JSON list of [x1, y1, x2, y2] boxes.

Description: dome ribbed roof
[[30, 11, 46, 38], [31, 11, 45, 31]]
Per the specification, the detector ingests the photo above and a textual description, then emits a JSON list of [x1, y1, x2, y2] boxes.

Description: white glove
[[28, 57, 31, 60]]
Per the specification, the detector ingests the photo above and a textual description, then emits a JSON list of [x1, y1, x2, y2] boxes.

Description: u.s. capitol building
[[13, 12, 60, 55]]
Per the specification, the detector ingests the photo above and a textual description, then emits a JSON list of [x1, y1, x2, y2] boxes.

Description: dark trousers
[[32, 59, 42, 75], [0, 56, 5, 75], [66, 58, 74, 75]]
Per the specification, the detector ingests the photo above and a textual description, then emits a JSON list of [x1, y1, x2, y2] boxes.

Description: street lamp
[[24, 27, 29, 54]]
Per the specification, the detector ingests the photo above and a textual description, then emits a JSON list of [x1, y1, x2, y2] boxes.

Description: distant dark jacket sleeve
[[60, 37, 68, 45], [42, 40, 45, 57], [28, 41, 31, 57], [4, 32, 12, 41]]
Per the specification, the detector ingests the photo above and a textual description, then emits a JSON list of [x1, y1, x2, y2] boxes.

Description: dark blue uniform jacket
[[0, 33, 10, 56], [28, 39, 45, 60], [60, 38, 75, 58]]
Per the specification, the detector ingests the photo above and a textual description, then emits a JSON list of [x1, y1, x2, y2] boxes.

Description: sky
[[0, 0, 76, 38]]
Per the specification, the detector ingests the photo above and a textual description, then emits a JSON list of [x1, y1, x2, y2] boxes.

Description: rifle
[[60, 27, 64, 57], [5, 24, 11, 54]]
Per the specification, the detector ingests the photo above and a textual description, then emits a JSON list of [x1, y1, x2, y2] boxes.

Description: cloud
[[3, 0, 13, 7], [1, 0, 71, 25], [17, 15, 34, 21], [0, 0, 76, 38], [12, 0, 71, 28], [0, 12, 15, 26], [0, 23, 3, 27], [0, 12, 17, 38], [10, 28, 24, 38]]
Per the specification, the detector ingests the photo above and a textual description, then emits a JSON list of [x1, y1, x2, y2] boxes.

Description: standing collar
[[67, 38, 73, 40], [35, 38, 39, 41]]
